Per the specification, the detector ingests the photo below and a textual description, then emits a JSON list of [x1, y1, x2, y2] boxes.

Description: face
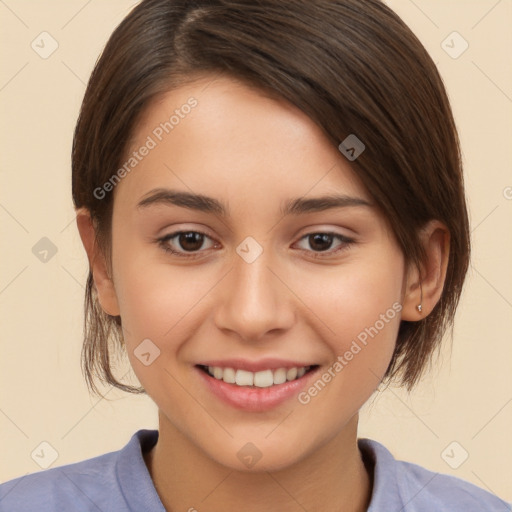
[[104, 75, 408, 471]]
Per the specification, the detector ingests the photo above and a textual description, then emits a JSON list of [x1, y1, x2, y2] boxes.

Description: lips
[[199, 364, 314, 387], [196, 358, 316, 373], [195, 359, 320, 411]]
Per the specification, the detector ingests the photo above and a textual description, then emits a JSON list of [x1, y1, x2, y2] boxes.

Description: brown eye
[[307, 233, 336, 252], [295, 232, 355, 258], [176, 232, 206, 252], [157, 230, 216, 257]]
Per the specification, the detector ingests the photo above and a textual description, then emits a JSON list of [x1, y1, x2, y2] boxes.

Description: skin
[[77, 74, 450, 512]]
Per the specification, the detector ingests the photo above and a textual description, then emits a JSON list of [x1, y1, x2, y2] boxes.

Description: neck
[[144, 412, 372, 512]]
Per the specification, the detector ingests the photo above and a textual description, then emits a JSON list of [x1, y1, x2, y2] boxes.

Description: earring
[[417, 282, 423, 314]]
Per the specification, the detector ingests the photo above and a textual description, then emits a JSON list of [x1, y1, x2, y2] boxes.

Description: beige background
[[1, 0, 511, 502]]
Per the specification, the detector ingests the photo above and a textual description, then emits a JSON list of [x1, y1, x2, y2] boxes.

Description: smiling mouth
[[197, 364, 319, 388]]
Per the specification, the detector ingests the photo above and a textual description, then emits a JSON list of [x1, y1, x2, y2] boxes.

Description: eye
[[156, 230, 355, 260], [157, 230, 217, 259], [294, 232, 354, 258]]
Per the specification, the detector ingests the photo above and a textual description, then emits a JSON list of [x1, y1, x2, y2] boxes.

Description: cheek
[[336, 272, 401, 353], [114, 259, 209, 342], [114, 263, 213, 394], [291, 254, 404, 406], [295, 253, 403, 344]]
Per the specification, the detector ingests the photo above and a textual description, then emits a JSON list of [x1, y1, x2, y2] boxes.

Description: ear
[[76, 207, 120, 317], [401, 220, 450, 321]]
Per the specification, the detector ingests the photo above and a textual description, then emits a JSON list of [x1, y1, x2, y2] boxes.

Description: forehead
[[113, 75, 370, 211]]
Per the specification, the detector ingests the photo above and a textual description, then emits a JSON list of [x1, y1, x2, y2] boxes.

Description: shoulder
[[0, 451, 119, 512], [0, 429, 160, 512], [395, 457, 511, 511], [359, 438, 511, 511]]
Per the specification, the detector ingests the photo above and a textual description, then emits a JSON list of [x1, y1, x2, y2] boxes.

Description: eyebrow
[[137, 188, 373, 216]]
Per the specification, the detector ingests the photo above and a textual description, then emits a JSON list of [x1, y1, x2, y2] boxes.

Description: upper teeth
[[206, 366, 309, 387]]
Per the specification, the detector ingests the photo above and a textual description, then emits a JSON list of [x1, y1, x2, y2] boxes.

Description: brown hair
[[72, 0, 470, 397]]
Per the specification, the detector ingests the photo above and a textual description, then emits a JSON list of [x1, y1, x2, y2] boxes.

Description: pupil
[[180, 232, 203, 251], [310, 233, 332, 252]]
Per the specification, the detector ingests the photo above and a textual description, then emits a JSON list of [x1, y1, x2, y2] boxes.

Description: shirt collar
[[117, 430, 403, 511], [116, 429, 165, 512], [358, 437, 404, 510]]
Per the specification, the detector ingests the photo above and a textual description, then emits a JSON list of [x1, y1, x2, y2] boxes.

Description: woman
[[1, 0, 509, 510]]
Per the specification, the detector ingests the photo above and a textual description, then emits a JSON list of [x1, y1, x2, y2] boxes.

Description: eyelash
[[156, 230, 355, 260]]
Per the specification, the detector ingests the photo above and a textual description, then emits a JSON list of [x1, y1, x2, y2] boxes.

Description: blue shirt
[[0, 429, 510, 511]]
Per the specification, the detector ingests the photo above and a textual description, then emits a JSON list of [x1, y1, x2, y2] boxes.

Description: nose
[[213, 246, 296, 343]]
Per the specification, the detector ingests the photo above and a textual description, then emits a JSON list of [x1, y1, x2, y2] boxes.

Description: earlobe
[[402, 220, 450, 321], [75, 208, 120, 317]]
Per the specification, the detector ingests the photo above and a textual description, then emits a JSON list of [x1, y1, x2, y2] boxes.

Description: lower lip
[[196, 366, 318, 412]]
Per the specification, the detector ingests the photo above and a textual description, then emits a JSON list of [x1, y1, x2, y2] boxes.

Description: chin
[[206, 436, 314, 474]]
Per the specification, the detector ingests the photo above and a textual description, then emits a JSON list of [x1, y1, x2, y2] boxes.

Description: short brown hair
[[72, 0, 470, 397]]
